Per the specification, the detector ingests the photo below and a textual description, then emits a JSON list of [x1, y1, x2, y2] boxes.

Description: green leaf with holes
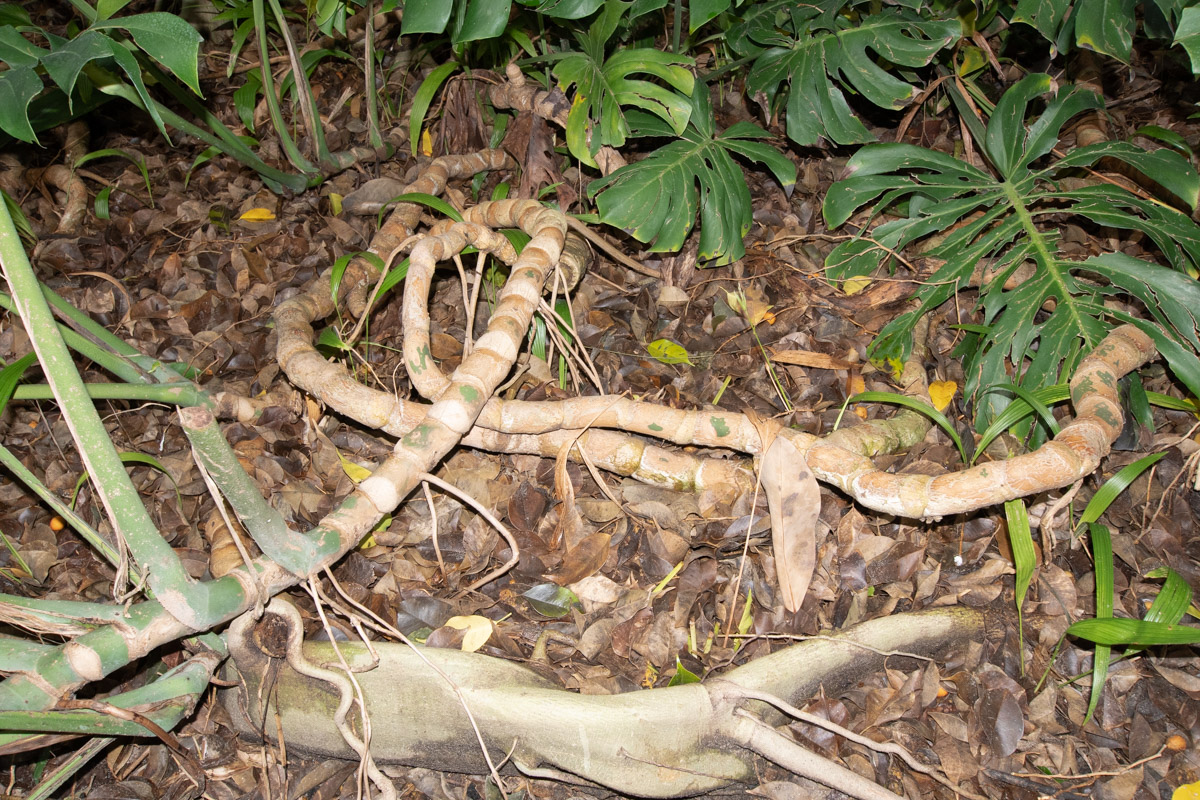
[[553, 19, 694, 168], [727, 0, 959, 146], [822, 74, 1200, 430], [589, 83, 796, 265]]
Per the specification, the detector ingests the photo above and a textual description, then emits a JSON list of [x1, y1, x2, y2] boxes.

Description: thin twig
[[419, 472, 520, 594], [1013, 743, 1170, 780], [566, 216, 661, 279], [728, 686, 989, 800]]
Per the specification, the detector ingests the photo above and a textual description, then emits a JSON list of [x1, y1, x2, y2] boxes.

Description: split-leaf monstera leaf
[[823, 74, 1200, 427]]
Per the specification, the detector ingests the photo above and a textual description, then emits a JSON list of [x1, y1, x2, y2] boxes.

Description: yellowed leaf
[[726, 287, 774, 326], [238, 207, 276, 221], [420, 128, 433, 157], [849, 373, 870, 419], [647, 338, 693, 366], [1173, 780, 1200, 800], [842, 275, 871, 295], [443, 615, 493, 653], [641, 663, 658, 688], [338, 452, 372, 484], [929, 380, 958, 411], [328, 192, 344, 215]]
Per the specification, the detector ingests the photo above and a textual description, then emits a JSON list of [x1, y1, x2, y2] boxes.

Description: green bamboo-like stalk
[[180, 405, 340, 573], [0, 592, 136, 627], [23, 736, 112, 800], [0, 648, 221, 739], [0, 599, 185, 723], [0, 290, 148, 385], [0, 639, 59, 671], [11, 382, 207, 406], [0, 201, 244, 630]]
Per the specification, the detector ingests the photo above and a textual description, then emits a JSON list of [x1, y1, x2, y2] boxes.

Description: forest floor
[[1, 12, 1199, 800]]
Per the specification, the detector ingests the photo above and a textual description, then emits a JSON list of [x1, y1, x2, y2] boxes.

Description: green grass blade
[[1067, 617, 1200, 646], [1145, 391, 1200, 413], [75, 147, 153, 206], [1122, 567, 1194, 656], [1004, 499, 1036, 675], [1078, 452, 1166, 526], [973, 383, 1066, 463], [0, 352, 37, 417], [409, 62, 460, 157], [377, 192, 464, 226], [843, 390, 966, 462], [1083, 522, 1114, 725], [377, 257, 411, 297], [1142, 567, 1194, 626]]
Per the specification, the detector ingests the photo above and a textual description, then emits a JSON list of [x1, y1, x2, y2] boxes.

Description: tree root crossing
[[224, 603, 989, 799]]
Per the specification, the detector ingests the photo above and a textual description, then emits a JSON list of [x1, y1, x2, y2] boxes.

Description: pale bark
[[224, 604, 988, 799]]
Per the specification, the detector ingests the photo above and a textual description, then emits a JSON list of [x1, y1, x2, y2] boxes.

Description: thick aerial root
[[488, 63, 571, 128], [272, 150, 1162, 616], [224, 604, 988, 799], [279, 217, 1157, 518]]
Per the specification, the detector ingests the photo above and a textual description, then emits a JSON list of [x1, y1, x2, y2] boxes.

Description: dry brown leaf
[[758, 423, 821, 612], [768, 349, 855, 370], [546, 531, 611, 586]]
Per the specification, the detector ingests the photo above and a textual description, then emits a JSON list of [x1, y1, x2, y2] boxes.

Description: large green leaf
[[823, 75, 1200, 427], [1012, 0, 1137, 61], [404, 0, 602, 40], [0, 5, 32, 27], [589, 85, 796, 265], [728, 0, 959, 146], [457, 0, 512, 42], [689, 0, 730, 31], [525, 0, 606, 18], [41, 30, 112, 100], [0, 65, 42, 143], [399, 0, 455, 34], [1074, 0, 1135, 61], [92, 12, 202, 94], [0, 25, 47, 68], [1174, 6, 1200, 73], [554, 20, 693, 168]]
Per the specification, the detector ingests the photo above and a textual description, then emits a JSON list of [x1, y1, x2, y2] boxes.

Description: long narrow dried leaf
[[760, 432, 821, 612]]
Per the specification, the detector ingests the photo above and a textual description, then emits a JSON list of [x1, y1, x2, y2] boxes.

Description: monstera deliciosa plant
[[589, 81, 797, 265], [726, 0, 961, 146], [823, 74, 1200, 428]]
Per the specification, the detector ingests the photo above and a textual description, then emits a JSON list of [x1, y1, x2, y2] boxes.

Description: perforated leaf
[[728, 0, 959, 146], [554, 20, 693, 168], [589, 85, 796, 265], [822, 74, 1200, 428]]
